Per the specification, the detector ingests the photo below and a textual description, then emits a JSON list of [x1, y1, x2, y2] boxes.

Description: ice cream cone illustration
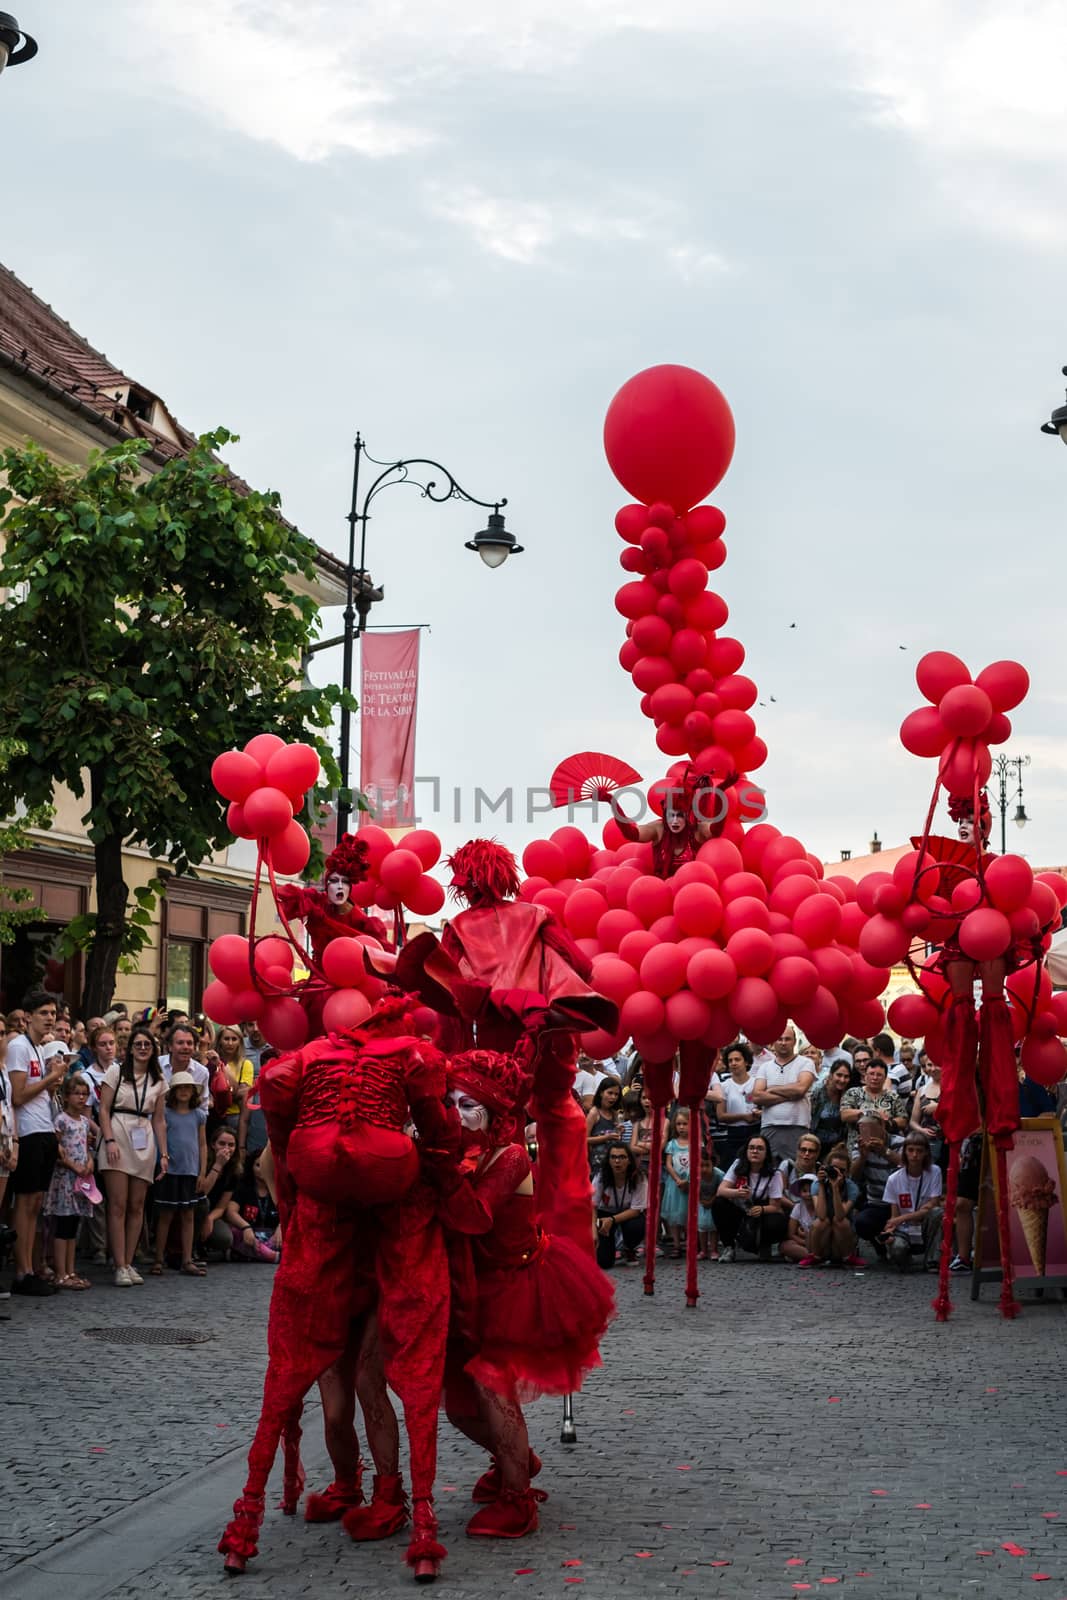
[[1009, 1154, 1057, 1276]]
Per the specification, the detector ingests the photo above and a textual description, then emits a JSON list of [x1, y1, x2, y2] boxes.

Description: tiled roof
[[822, 844, 912, 882]]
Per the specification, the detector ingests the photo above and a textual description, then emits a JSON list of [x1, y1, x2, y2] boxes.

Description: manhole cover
[[83, 1326, 211, 1346]]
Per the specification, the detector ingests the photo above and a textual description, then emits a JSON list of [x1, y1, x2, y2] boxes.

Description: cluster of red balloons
[[899, 653, 1029, 795], [211, 734, 320, 876], [521, 822, 886, 1060], [342, 825, 447, 920]]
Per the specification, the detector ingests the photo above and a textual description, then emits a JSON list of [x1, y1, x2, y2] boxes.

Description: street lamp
[[327, 435, 517, 841], [991, 753, 1030, 855], [1039, 364, 1067, 444], [0, 12, 37, 72]]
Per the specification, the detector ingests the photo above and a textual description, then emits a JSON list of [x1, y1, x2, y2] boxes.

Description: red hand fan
[[549, 751, 643, 808], [909, 834, 975, 894]]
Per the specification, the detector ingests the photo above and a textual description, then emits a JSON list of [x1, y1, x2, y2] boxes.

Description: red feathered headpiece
[[325, 832, 370, 884], [447, 839, 521, 907], [947, 788, 992, 843], [448, 1048, 533, 1136], [344, 990, 422, 1047]]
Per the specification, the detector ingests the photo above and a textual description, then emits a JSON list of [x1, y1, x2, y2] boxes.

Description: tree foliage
[[0, 737, 53, 945], [0, 430, 350, 1011]]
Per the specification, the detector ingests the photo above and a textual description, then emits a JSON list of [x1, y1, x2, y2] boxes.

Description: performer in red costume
[[276, 832, 390, 963], [614, 763, 737, 876], [912, 789, 1024, 1321], [439, 1045, 615, 1539], [218, 994, 458, 1582]]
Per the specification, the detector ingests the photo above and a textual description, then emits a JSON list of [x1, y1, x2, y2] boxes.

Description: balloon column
[[521, 366, 886, 1306], [204, 734, 445, 1052], [858, 650, 1067, 1321]]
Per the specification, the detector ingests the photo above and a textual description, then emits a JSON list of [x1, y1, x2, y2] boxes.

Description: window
[[165, 940, 198, 1011]]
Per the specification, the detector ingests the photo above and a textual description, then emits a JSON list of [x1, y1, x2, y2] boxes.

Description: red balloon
[[243, 732, 287, 770], [209, 933, 254, 990], [1029, 881, 1060, 931], [669, 629, 707, 674], [267, 820, 311, 876], [687, 947, 737, 1000], [591, 955, 641, 1005], [984, 854, 1034, 914], [399, 830, 442, 870], [523, 839, 567, 882], [665, 990, 712, 1042], [1036, 871, 1067, 910], [211, 749, 262, 803], [837, 903, 867, 948], [856, 871, 894, 917], [615, 580, 660, 620], [794, 986, 843, 1049], [632, 615, 672, 654], [671, 862, 719, 889], [226, 801, 256, 840], [619, 639, 642, 673], [886, 992, 941, 1036], [617, 928, 660, 968], [974, 659, 1030, 713], [626, 875, 674, 927], [770, 956, 820, 1006], [260, 997, 308, 1051], [685, 591, 729, 632], [873, 884, 906, 918], [728, 976, 779, 1035], [615, 503, 648, 543], [265, 742, 321, 803], [726, 927, 775, 976], [858, 915, 911, 967], [549, 826, 592, 877], [1020, 1033, 1067, 1088], [900, 706, 948, 759], [258, 964, 293, 993], [697, 837, 744, 878], [673, 883, 723, 937], [759, 836, 806, 880], [810, 945, 853, 993], [243, 786, 294, 839], [633, 656, 677, 694], [846, 997, 887, 1039], [712, 709, 755, 750], [915, 651, 971, 705], [320, 988, 372, 1033], [938, 684, 993, 738], [379, 849, 423, 896], [722, 895, 771, 938], [359, 825, 394, 870], [564, 887, 608, 940], [706, 637, 745, 676], [714, 674, 757, 712], [620, 989, 667, 1037], [405, 874, 446, 916], [604, 866, 642, 908], [657, 594, 685, 626], [597, 907, 644, 952], [640, 943, 689, 997], [986, 711, 1012, 745], [603, 364, 736, 512], [848, 955, 891, 1002], [202, 978, 242, 1024], [322, 937, 369, 988], [668, 558, 709, 602], [650, 683, 695, 724], [640, 525, 672, 561], [656, 724, 690, 757], [685, 504, 726, 541], [792, 894, 842, 948], [619, 548, 649, 575], [254, 937, 294, 975]]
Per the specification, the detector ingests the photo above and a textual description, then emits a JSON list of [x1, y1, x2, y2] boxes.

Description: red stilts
[[641, 1058, 674, 1296]]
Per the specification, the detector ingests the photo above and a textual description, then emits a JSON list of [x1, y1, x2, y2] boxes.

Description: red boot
[[406, 1496, 447, 1582], [342, 1473, 409, 1541], [466, 1486, 539, 1539], [305, 1469, 364, 1522], [472, 1451, 544, 1503]]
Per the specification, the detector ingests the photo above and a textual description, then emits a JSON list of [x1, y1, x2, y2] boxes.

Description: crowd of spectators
[[0, 993, 280, 1312], [586, 1025, 1060, 1276]]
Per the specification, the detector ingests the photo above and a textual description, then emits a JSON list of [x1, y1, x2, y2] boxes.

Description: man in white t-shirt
[[8, 991, 64, 1296], [160, 1023, 211, 1112], [574, 1056, 612, 1110], [882, 1134, 943, 1270], [752, 1025, 815, 1165]]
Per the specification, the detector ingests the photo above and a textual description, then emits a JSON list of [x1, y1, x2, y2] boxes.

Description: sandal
[[149, 1262, 164, 1275], [180, 1261, 207, 1277], [58, 1275, 90, 1290]]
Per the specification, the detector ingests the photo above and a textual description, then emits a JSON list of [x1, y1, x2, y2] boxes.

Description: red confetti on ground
[[855, 1573, 872, 1578], [986, 1387, 998, 1393], [793, 1586, 812, 1592], [441, 1486, 457, 1493], [827, 1397, 841, 1403], [676, 1464, 691, 1471], [1003, 1543, 1029, 1556], [787, 1559, 807, 1567], [1012, 1483, 1025, 1488], [820, 1581, 841, 1586], [1042, 1513, 1059, 1519], [514, 1570, 535, 1576], [634, 1552, 653, 1558], [870, 1489, 888, 1496], [89, 1448, 106, 1454], [708, 1561, 731, 1568], [680, 1570, 694, 1577], [215, 1423, 228, 1429], [914, 1503, 932, 1509], [562, 1559, 583, 1567], [564, 1580, 584, 1586], [977, 1551, 995, 1557], [662, 1523, 674, 1529], [1056, 1470, 1067, 1476], [559, 1525, 577, 1531], [1030, 1576, 1051, 1583], [622, 1409, 636, 1415]]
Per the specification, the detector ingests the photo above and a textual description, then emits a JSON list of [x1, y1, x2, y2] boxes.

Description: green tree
[[0, 736, 53, 946], [0, 430, 349, 1015]]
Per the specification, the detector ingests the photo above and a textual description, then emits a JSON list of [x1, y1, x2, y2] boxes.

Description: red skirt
[[467, 1231, 615, 1401]]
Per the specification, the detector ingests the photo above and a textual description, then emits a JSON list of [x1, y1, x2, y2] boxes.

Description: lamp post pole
[[991, 753, 1030, 855], [325, 437, 519, 843]]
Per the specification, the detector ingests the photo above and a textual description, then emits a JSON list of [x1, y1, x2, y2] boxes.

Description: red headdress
[[343, 990, 422, 1047], [947, 788, 992, 844], [324, 832, 370, 884], [448, 1047, 533, 1142], [447, 839, 521, 907]]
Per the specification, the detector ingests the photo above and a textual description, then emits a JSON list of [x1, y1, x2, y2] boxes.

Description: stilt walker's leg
[[930, 985, 982, 1321], [641, 1058, 675, 1297], [978, 991, 1022, 1320], [684, 1105, 701, 1309], [931, 1142, 961, 1322]]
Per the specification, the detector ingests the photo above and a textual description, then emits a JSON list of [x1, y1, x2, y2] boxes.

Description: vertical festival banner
[[359, 628, 420, 829]]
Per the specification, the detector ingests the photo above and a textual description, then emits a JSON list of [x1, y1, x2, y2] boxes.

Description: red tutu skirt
[[467, 1231, 615, 1401]]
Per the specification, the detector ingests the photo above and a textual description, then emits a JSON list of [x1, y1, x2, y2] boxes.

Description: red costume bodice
[[652, 823, 700, 879], [276, 885, 390, 963]]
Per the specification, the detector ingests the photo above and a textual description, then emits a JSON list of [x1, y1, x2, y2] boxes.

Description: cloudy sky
[[8, 1, 1067, 869]]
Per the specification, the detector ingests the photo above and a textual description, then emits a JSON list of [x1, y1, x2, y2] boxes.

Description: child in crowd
[[43, 1074, 97, 1290], [781, 1170, 818, 1263], [661, 1108, 693, 1257], [153, 1072, 208, 1276], [230, 1147, 281, 1262], [697, 1147, 723, 1260], [198, 1125, 242, 1258]]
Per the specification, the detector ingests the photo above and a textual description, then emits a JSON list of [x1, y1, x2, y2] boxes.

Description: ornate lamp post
[[0, 12, 37, 73], [991, 753, 1030, 855], [324, 436, 518, 841]]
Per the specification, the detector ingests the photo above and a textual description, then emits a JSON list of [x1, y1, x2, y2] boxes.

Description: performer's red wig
[[447, 839, 521, 906], [324, 832, 370, 884], [448, 1048, 533, 1141], [947, 788, 992, 844]]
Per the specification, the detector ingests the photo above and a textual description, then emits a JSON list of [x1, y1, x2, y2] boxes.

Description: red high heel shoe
[[406, 1497, 446, 1583], [342, 1472, 409, 1541]]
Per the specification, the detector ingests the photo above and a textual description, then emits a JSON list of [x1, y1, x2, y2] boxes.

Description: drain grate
[[83, 1326, 211, 1346]]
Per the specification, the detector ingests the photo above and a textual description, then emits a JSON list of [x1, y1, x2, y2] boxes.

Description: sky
[[6, 1, 1067, 871]]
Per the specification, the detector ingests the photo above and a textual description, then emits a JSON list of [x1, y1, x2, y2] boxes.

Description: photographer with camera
[[805, 1144, 862, 1266], [850, 1114, 895, 1258]]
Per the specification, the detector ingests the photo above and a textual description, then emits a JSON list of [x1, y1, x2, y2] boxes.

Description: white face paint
[[449, 1089, 490, 1133], [957, 819, 975, 844], [326, 872, 351, 907], [665, 807, 686, 835]]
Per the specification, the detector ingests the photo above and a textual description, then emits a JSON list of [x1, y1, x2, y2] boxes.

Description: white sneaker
[[126, 1266, 144, 1285], [719, 1247, 736, 1263], [114, 1267, 132, 1287]]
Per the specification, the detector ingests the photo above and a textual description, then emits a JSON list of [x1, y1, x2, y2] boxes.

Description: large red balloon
[[603, 364, 736, 513], [728, 977, 779, 1035], [673, 883, 723, 938], [687, 947, 737, 1000], [640, 943, 689, 997], [975, 659, 1030, 713], [243, 786, 294, 839], [591, 955, 641, 1005], [886, 991, 941, 1037], [254, 936, 294, 975], [1020, 1033, 1067, 1088], [404, 874, 446, 917], [202, 978, 242, 1025], [915, 651, 970, 705], [209, 933, 254, 990], [984, 854, 1034, 914], [620, 989, 667, 1037], [243, 732, 287, 770], [321, 936, 369, 989], [939, 684, 992, 738], [399, 829, 443, 870], [899, 706, 947, 759], [260, 997, 309, 1051], [264, 742, 321, 803], [523, 839, 567, 882], [379, 849, 423, 896], [770, 956, 820, 1006], [626, 875, 674, 928], [322, 988, 373, 1033], [211, 750, 262, 804], [267, 820, 312, 876], [726, 927, 775, 977]]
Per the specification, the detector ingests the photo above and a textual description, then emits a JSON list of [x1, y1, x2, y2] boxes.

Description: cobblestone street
[[5, 1255, 1066, 1600]]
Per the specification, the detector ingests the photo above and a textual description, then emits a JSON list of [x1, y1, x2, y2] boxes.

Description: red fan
[[909, 834, 975, 894], [549, 751, 643, 808]]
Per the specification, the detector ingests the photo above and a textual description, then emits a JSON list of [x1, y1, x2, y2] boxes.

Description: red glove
[[614, 813, 641, 842]]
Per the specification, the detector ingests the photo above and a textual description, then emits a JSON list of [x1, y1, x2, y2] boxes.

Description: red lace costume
[[276, 832, 390, 962], [218, 996, 457, 1581], [439, 1047, 615, 1538]]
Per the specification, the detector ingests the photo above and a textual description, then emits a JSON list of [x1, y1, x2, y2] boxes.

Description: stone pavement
[[4, 1252, 1067, 1600]]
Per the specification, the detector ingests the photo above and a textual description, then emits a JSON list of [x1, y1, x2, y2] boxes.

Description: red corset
[[472, 1189, 541, 1271]]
